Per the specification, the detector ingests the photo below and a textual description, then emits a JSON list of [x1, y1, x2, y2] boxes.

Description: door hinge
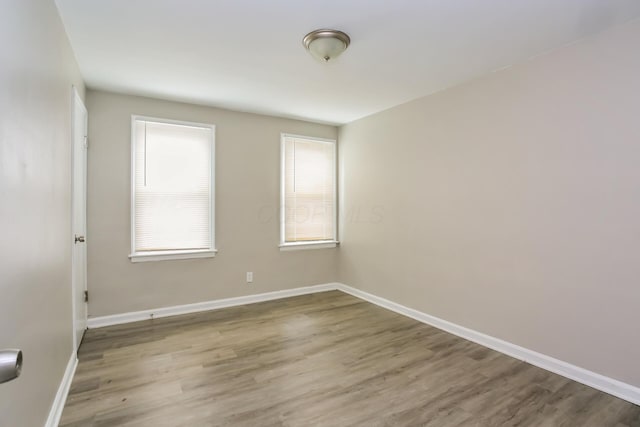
[[84, 290, 89, 303]]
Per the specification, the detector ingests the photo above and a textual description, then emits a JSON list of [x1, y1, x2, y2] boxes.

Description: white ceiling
[[55, 0, 640, 125]]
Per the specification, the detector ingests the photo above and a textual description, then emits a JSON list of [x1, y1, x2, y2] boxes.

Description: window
[[130, 116, 215, 262], [280, 134, 337, 250]]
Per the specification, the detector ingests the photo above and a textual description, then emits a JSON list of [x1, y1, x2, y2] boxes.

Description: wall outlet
[[246, 272, 253, 283]]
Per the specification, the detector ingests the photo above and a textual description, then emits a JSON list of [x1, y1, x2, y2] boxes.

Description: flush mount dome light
[[303, 29, 351, 62]]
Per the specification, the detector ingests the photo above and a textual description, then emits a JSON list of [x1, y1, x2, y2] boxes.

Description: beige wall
[[86, 91, 338, 317], [338, 20, 640, 387], [0, 0, 85, 425]]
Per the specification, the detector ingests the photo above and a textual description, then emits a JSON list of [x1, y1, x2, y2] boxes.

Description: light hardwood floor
[[60, 291, 640, 426]]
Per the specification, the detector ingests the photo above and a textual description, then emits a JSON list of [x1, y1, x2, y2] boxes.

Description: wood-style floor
[[60, 291, 640, 427]]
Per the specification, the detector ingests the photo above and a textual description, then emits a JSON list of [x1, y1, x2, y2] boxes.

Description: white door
[[72, 87, 88, 353]]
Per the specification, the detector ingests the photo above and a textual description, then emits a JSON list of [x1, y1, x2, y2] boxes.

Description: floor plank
[[60, 291, 640, 426]]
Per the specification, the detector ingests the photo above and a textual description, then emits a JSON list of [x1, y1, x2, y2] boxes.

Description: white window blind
[[132, 117, 214, 256], [281, 134, 336, 244]]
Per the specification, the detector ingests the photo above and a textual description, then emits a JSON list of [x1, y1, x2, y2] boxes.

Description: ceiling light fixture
[[303, 29, 351, 62]]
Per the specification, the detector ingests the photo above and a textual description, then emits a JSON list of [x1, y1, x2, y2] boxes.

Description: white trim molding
[[45, 354, 78, 427], [279, 241, 339, 251], [334, 283, 640, 406], [129, 249, 217, 263], [87, 283, 340, 329], [83, 281, 640, 406]]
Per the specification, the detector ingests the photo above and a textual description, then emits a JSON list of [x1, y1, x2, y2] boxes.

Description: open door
[[71, 87, 88, 353]]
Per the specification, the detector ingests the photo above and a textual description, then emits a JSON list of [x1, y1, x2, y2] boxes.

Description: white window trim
[[129, 115, 216, 262], [279, 241, 339, 251], [129, 249, 218, 263], [279, 133, 339, 251]]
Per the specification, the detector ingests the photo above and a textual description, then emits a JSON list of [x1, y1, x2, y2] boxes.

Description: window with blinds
[[281, 134, 337, 246], [130, 117, 215, 261]]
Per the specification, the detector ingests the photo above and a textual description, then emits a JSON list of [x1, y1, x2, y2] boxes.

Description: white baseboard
[[45, 353, 78, 427], [84, 280, 639, 406], [87, 283, 340, 329], [335, 283, 640, 406]]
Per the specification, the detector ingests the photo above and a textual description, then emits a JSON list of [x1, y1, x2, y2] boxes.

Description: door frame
[[71, 86, 88, 353]]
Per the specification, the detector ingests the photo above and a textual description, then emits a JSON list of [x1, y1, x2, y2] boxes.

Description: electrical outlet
[[246, 272, 253, 283]]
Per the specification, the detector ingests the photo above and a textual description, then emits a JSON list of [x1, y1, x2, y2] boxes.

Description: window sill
[[279, 241, 339, 251], [129, 249, 217, 263]]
